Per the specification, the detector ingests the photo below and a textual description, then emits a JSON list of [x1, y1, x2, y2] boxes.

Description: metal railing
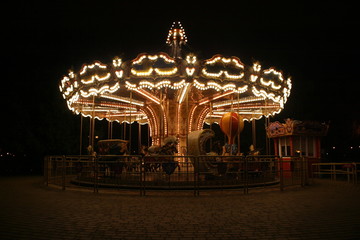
[[312, 162, 359, 184], [44, 155, 309, 195]]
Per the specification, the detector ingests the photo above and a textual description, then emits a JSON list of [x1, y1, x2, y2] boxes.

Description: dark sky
[[1, 1, 359, 160]]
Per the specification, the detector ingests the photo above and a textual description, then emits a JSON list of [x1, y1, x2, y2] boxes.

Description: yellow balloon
[[219, 112, 244, 144]]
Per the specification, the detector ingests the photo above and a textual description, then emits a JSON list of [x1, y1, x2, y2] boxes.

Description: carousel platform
[[70, 172, 280, 190]]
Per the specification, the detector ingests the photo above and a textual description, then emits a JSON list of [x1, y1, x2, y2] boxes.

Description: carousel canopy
[[59, 22, 292, 127]]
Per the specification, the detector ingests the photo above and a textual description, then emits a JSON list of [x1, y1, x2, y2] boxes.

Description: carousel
[[59, 22, 292, 156]]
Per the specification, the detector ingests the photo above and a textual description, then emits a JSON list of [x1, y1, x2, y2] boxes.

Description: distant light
[[350, 146, 353, 150], [332, 146, 336, 150]]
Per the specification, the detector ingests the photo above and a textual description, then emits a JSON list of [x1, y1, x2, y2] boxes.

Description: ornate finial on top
[[166, 21, 187, 58]]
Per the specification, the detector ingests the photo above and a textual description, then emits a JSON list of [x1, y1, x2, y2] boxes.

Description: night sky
[[1, 1, 359, 173]]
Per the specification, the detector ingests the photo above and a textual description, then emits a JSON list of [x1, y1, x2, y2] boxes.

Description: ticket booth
[[267, 119, 328, 176]]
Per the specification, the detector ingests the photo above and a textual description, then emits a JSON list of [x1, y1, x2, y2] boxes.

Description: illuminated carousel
[[59, 21, 292, 154]]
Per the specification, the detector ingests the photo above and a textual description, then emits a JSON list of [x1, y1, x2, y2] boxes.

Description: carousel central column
[[161, 97, 188, 154], [165, 22, 189, 152]]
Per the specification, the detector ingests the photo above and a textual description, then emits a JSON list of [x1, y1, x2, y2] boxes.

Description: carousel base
[[70, 174, 280, 190]]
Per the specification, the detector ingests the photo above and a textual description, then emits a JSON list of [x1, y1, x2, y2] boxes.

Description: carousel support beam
[[89, 95, 96, 154], [147, 123, 150, 147], [123, 106, 127, 141], [186, 88, 189, 154], [237, 92, 241, 154], [108, 121, 113, 139], [88, 117, 91, 152], [138, 122, 141, 153], [265, 117, 269, 155], [158, 91, 162, 146], [91, 117, 95, 151], [229, 94, 233, 155], [88, 116, 95, 154], [210, 102, 213, 152], [198, 90, 233, 105], [252, 119, 256, 149], [79, 113, 83, 155], [129, 91, 132, 154]]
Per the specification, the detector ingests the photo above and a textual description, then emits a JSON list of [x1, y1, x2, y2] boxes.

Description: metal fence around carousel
[[44, 155, 310, 196], [311, 162, 359, 184]]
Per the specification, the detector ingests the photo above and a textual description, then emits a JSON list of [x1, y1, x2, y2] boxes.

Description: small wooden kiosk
[[267, 119, 328, 175]]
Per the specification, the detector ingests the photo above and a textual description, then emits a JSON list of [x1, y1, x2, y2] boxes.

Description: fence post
[[93, 155, 98, 193], [194, 157, 199, 196], [193, 157, 196, 196], [354, 163, 358, 184], [44, 156, 49, 186], [300, 157, 307, 187], [300, 157, 304, 187], [62, 155, 66, 191], [140, 156, 145, 196], [139, 156, 142, 196], [332, 164, 336, 181], [304, 157, 309, 185], [244, 156, 248, 194], [279, 157, 284, 191]]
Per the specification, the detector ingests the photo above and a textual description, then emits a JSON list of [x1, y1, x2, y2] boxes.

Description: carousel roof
[[59, 22, 292, 123]]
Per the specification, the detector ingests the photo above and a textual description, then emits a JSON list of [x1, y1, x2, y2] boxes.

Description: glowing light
[[80, 82, 120, 97], [250, 75, 258, 82], [224, 71, 244, 79], [131, 67, 177, 76], [101, 94, 144, 106], [253, 63, 261, 72], [202, 69, 223, 78], [193, 80, 248, 93], [199, 91, 235, 105], [202, 55, 244, 80], [260, 78, 282, 89], [131, 68, 153, 76], [125, 82, 160, 105], [204, 55, 244, 69], [178, 83, 190, 104], [112, 58, 122, 67], [252, 86, 282, 103], [263, 68, 284, 81], [212, 96, 266, 108], [166, 21, 188, 45], [186, 67, 195, 76], [79, 62, 107, 75], [154, 67, 178, 75], [115, 70, 123, 78], [81, 73, 111, 84], [132, 53, 175, 65], [155, 80, 171, 89], [186, 55, 197, 64], [188, 105, 199, 132]]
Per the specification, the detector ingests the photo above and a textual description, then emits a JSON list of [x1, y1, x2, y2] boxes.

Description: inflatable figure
[[219, 112, 244, 145]]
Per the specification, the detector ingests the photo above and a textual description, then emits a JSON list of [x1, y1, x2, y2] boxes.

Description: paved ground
[[0, 176, 360, 240]]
